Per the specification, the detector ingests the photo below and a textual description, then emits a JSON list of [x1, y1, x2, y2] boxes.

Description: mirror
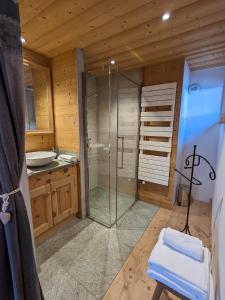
[[23, 62, 53, 132]]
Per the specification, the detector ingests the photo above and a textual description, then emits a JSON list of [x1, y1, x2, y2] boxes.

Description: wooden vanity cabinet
[[29, 165, 78, 238]]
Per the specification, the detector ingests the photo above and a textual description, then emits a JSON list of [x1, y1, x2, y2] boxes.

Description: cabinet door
[[51, 176, 77, 225], [30, 184, 53, 238]]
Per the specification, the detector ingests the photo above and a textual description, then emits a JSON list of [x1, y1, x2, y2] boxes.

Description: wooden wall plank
[[51, 50, 80, 153], [25, 132, 55, 152]]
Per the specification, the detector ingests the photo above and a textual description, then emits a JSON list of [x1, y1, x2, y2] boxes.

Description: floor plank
[[103, 200, 211, 300]]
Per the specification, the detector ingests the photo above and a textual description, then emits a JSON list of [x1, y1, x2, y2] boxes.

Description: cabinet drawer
[[29, 173, 51, 189], [49, 166, 76, 182], [29, 165, 77, 189]]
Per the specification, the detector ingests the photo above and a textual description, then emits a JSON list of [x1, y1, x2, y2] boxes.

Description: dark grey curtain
[[0, 1, 43, 299]]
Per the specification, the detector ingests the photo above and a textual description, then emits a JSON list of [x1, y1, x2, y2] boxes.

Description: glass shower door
[[85, 73, 112, 226], [116, 73, 140, 220], [85, 69, 140, 227]]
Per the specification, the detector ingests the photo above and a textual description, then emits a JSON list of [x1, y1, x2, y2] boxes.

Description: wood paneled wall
[[51, 50, 80, 153], [25, 132, 55, 152], [138, 58, 185, 208]]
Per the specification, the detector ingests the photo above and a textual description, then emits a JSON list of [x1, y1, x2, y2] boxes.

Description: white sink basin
[[26, 151, 57, 167]]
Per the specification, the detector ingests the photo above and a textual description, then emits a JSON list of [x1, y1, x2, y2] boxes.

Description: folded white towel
[[58, 154, 77, 163], [163, 227, 204, 262], [148, 263, 213, 300], [148, 269, 194, 299], [148, 240, 210, 300]]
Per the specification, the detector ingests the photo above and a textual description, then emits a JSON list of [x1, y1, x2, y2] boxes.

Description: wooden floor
[[103, 200, 211, 300]]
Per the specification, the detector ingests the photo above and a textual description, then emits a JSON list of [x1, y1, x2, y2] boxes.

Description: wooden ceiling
[[19, 0, 225, 73]]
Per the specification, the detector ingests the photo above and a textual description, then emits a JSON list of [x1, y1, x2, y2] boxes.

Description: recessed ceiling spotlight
[[162, 12, 170, 21], [20, 36, 26, 44], [110, 59, 116, 65]]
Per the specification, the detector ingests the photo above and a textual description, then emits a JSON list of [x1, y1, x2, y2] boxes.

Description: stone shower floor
[[89, 186, 136, 225], [37, 201, 159, 300]]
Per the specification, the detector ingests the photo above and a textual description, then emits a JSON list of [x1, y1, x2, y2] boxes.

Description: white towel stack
[[58, 154, 77, 163], [147, 228, 211, 300], [163, 227, 204, 262]]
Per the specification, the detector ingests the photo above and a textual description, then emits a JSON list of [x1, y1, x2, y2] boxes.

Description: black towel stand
[[175, 145, 216, 235]]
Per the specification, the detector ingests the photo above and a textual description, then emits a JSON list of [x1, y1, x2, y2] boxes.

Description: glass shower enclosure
[[84, 66, 141, 227]]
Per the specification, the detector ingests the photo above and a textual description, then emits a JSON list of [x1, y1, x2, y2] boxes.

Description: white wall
[[212, 123, 225, 300], [179, 66, 225, 202]]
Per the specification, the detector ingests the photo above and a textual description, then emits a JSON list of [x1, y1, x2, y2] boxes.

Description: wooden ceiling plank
[[28, 0, 152, 52], [77, 0, 199, 49], [86, 16, 225, 72], [91, 54, 186, 76], [137, 47, 225, 68], [83, 0, 225, 59], [19, 0, 225, 72], [19, 0, 56, 26], [86, 29, 225, 70], [188, 51, 225, 65], [88, 42, 225, 74], [123, 49, 225, 71], [45, 0, 197, 55], [20, 0, 100, 45], [84, 19, 225, 69], [182, 41, 225, 59], [187, 45, 225, 60], [190, 58, 225, 70]]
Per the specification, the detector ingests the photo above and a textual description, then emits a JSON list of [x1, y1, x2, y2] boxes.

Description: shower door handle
[[118, 136, 124, 169]]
